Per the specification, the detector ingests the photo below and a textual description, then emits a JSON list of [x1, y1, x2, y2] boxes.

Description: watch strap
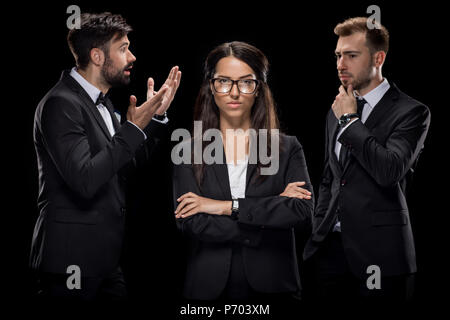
[[153, 112, 167, 121]]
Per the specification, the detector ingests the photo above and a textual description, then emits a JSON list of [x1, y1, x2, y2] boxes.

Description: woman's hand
[[175, 192, 232, 219], [280, 181, 312, 199]]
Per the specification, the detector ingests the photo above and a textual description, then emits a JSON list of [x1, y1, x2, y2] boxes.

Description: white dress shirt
[[333, 78, 390, 232], [227, 156, 248, 200], [70, 67, 169, 139]]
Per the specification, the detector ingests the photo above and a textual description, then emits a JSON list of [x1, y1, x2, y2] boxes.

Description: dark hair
[[67, 12, 132, 70], [193, 41, 280, 186], [334, 17, 389, 54]]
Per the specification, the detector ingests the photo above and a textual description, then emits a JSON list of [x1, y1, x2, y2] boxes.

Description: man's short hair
[[334, 17, 389, 54], [67, 12, 132, 70]]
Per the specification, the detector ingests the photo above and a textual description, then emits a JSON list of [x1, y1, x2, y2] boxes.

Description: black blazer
[[303, 84, 430, 278], [30, 70, 167, 277], [173, 135, 314, 300]]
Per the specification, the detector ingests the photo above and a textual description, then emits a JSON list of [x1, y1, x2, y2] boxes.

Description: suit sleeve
[[237, 137, 314, 229], [338, 103, 430, 187], [39, 96, 145, 199], [124, 119, 169, 171], [313, 114, 334, 230], [172, 163, 261, 245]]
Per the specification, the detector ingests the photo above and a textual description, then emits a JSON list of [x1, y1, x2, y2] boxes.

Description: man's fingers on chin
[[178, 193, 188, 201], [181, 211, 195, 218], [175, 205, 185, 214], [178, 206, 191, 216], [178, 198, 193, 208]]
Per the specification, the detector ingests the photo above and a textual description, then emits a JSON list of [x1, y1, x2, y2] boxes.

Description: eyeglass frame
[[210, 78, 260, 94]]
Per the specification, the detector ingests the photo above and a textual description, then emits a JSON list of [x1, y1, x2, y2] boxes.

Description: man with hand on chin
[[30, 12, 181, 301], [303, 17, 430, 302]]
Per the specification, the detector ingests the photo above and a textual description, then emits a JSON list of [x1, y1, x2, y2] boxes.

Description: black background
[[6, 0, 447, 315]]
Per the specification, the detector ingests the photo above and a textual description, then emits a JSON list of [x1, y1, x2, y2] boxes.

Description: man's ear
[[90, 48, 105, 67], [374, 50, 386, 68]]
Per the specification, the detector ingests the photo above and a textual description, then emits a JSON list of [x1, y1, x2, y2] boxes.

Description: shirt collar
[[69, 67, 103, 104], [354, 78, 390, 108]]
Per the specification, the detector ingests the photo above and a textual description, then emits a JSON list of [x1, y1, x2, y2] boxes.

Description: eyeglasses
[[211, 78, 259, 94]]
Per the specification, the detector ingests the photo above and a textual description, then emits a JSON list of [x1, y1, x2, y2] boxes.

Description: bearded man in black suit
[[30, 12, 181, 301]]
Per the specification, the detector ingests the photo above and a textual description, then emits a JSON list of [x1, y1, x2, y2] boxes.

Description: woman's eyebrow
[[215, 74, 255, 79]]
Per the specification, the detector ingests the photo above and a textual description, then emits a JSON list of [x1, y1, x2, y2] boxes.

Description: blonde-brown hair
[[334, 17, 389, 54]]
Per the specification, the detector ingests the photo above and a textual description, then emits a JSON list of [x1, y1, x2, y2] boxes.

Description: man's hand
[[175, 192, 232, 218], [126, 86, 168, 130], [147, 66, 182, 116], [332, 84, 357, 119], [280, 181, 312, 199]]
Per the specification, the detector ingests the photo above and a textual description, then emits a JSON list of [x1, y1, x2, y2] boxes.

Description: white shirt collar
[[355, 78, 390, 108], [69, 67, 103, 104]]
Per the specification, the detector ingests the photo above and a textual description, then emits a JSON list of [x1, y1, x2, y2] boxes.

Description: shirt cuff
[[127, 120, 147, 140], [152, 115, 169, 124], [333, 221, 341, 232], [337, 118, 359, 139]]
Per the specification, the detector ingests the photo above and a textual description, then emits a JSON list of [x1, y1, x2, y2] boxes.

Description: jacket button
[[247, 213, 253, 221], [341, 179, 346, 186], [120, 207, 126, 216]]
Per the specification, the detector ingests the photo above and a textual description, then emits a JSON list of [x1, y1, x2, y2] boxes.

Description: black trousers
[[178, 244, 303, 317], [213, 245, 302, 317], [310, 232, 415, 303], [33, 267, 127, 302]]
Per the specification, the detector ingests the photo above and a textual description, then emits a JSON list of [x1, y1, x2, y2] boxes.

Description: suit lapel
[[211, 164, 232, 200], [210, 145, 232, 199], [245, 135, 258, 191], [60, 70, 114, 140], [105, 98, 121, 131], [363, 84, 399, 130], [210, 141, 258, 199], [245, 163, 257, 192], [329, 117, 343, 176], [342, 151, 354, 176], [340, 84, 400, 176]]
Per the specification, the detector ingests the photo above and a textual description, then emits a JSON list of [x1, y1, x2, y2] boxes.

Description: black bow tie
[[96, 93, 109, 106]]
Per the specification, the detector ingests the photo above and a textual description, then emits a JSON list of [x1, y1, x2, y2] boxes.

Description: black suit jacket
[[173, 135, 314, 300], [30, 70, 167, 277], [303, 83, 430, 279]]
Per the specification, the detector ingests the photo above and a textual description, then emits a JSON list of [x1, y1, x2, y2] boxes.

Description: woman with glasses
[[173, 41, 314, 303]]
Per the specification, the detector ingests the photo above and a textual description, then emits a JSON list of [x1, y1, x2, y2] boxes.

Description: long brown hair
[[192, 41, 281, 186]]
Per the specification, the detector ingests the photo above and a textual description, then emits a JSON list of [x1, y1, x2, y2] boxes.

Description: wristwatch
[[153, 112, 167, 121], [338, 113, 359, 127], [231, 199, 239, 220]]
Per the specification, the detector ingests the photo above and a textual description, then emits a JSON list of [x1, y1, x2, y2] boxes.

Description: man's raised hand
[[148, 66, 182, 116], [126, 85, 168, 130]]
